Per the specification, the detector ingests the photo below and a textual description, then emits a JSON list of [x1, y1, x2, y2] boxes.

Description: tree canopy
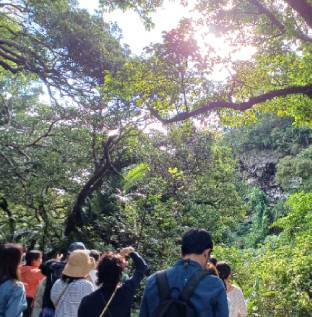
[[0, 1, 311, 316], [101, 0, 312, 126]]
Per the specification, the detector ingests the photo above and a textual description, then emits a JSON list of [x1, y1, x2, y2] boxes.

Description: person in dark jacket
[[139, 229, 229, 317], [78, 246, 147, 317]]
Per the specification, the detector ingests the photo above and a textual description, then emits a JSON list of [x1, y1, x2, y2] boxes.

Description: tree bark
[[149, 84, 312, 124], [64, 136, 117, 235], [0, 197, 15, 241], [284, 0, 312, 29]]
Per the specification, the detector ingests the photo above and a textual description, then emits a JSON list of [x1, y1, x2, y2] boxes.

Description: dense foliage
[[0, 1, 311, 316]]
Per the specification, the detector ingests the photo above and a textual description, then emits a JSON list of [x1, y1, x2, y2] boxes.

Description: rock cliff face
[[238, 150, 287, 203]]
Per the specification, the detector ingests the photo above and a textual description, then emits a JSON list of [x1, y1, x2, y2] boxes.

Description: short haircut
[[0, 243, 23, 281], [216, 261, 231, 280], [97, 252, 125, 289], [181, 229, 213, 256], [25, 250, 42, 266]]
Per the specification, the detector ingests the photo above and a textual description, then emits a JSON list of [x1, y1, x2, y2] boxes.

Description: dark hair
[[216, 261, 231, 289], [61, 274, 83, 284], [0, 243, 23, 281], [97, 252, 125, 291], [45, 249, 62, 261], [181, 229, 213, 256], [40, 259, 57, 276], [25, 250, 42, 266], [89, 250, 100, 262], [208, 255, 217, 266]]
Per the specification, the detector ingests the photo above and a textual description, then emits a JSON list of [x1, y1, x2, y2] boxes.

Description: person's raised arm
[[119, 246, 148, 289]]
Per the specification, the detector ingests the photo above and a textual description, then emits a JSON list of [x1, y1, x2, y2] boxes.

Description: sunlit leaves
[[123, 162, 150, 192]]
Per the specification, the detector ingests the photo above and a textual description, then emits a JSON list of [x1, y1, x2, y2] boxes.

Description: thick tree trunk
[[0, 197, 15, 241], [64, 136, 116, 235], [284, 0, 312, 29]]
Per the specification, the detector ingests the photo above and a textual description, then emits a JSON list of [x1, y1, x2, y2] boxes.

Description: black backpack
[[154, 269, 208, 317]]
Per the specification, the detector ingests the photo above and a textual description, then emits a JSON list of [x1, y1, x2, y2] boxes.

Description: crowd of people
[[0, 229, 247, 317]]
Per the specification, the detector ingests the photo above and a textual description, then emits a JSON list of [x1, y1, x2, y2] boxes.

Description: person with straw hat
[[50, 250, 95, 317]]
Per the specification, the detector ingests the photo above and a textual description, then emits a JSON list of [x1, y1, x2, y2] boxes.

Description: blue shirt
[[0, 279, 27, 317], [140, 259, 229, 317]]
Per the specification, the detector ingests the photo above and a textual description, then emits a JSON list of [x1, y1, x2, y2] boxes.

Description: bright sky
[[79, 0, 255, 63], [78, 0, 255, 131], [79, 0, 193, 55]]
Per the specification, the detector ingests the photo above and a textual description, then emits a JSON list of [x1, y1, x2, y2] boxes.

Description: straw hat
[[63, 250, 95, 278]]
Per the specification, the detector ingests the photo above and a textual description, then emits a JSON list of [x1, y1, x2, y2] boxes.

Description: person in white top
[[50, 250, 95, 317], [216, 261, 247, 317]]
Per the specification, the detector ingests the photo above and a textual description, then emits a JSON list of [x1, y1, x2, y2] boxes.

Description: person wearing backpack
[[139, 229, 229, 317]]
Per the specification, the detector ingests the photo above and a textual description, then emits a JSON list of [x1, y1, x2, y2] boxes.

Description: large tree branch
[[284, 0, 312, 29], [250, 0, 312, 42], [64, 135, 118, 235], [250, 0, 285, 33], [24, 119, 59, 147], [149, 84, 312, 124]]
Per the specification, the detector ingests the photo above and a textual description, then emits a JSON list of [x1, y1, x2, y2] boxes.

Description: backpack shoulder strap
[[179, 270, 208, 302], [156, 270, 170, 300]]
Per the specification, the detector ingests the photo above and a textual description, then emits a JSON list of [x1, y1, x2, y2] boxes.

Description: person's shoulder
[[5, 280, 25, 295], [20, 265, 31, 274], [80, 287, 101, 303], [31, 267, 41, 273], [78, 279, 93, 286], [232, 284, 244, 295], [143, 269, 164, 289], [51, 261, 65, 273], [52, 278, 63, 289], [54, 278, 62, 284], [201, 273, 225, 289], [76, 278, 94, 291], [146, 266, 176, 288], [147, 269, 165, 281], [31, 267, 44, 277], [14, 280, 25, 288]]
